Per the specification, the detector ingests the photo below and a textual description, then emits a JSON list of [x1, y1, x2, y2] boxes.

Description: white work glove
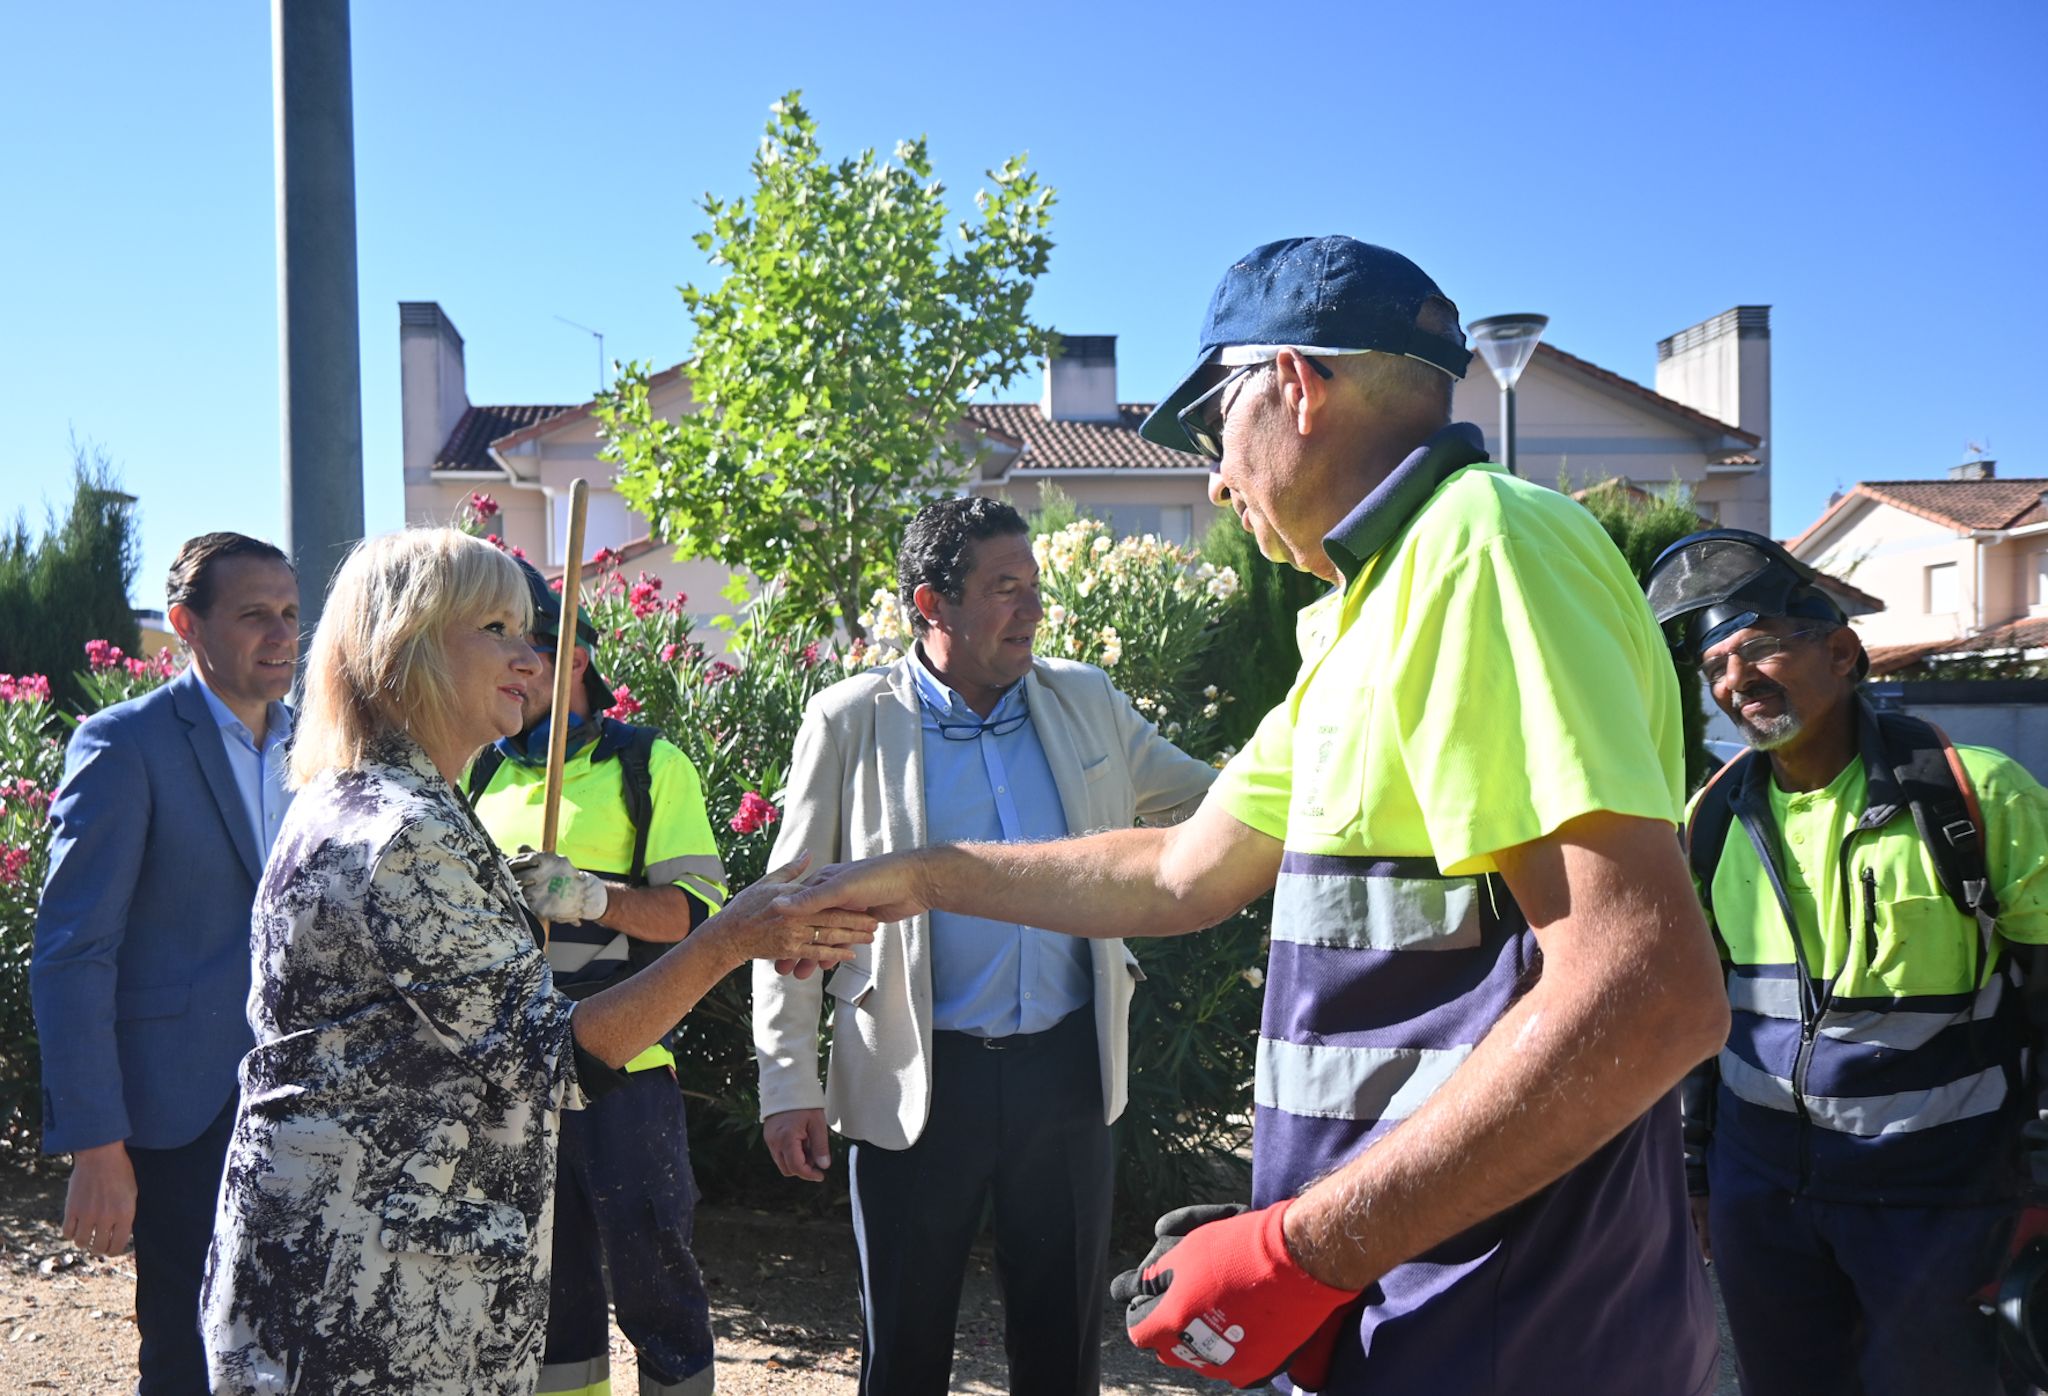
[[507, 846, 610, 922]]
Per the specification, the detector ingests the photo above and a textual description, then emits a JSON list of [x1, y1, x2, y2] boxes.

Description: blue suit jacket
[[31, 667, 275, 1153]]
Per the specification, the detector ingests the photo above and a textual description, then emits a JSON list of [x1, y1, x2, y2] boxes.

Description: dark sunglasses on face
[[1177, 355, 1335, 463], [1701, 628, 1825, 685]]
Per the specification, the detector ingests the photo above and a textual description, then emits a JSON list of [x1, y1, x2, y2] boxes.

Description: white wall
[[1800, 497, 1978, 647]]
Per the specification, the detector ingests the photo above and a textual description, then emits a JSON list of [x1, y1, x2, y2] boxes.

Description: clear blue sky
[[2, 1, 2042, 605]]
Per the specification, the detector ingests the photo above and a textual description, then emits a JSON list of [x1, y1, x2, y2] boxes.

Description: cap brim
[[1138, 349, 1221, 454]]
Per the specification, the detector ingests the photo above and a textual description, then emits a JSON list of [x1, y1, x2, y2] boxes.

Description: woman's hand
[[704, 853, 877, 968]]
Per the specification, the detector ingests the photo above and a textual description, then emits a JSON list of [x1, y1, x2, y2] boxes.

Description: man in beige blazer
[[753, 497, 1213, 1396]]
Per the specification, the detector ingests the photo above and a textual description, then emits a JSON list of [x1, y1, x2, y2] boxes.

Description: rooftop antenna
[[1965, 438, 1989, 459], [554, 315, 606, 393]]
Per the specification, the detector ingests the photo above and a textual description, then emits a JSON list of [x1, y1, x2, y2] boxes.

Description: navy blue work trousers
[[128, 1092, 235, 1396], [1709, 1156, 2015, 1396], [848, 1007, 1114, 1396], [542, 1066, 714, 1392]]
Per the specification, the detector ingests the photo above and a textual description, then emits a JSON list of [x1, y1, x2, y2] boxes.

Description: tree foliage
[[0, 443, 142, 715], [598, 92, 1056, 638], [1574, 478, 1715, 788]]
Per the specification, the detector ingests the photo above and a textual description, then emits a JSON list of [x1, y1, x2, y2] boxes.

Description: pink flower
[[628, 574, 662, 620], [0, 845, 31, 885], [798, 641, 822, 669], [549, 576, 565, 593], [705, 660, 739, 686], [590, 546, 623, 572], [468, 491, 501, 520], [605, 685, 643, 720], [85, 639, 124, 671], [124, 656, 152, 679], [658, 643, 681, 664], [665, 592, 689, 615], [0, 673, 52, 704], [728, 791, 780, 835]]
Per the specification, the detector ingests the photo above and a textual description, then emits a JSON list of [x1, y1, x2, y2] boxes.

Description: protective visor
[[1644, 530, 1846, 658]]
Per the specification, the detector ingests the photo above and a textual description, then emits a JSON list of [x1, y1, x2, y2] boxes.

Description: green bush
[[0, 643, 181, 1165]]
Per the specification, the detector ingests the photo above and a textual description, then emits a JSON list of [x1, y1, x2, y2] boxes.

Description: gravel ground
[[2, 1162, 1737, 1394]]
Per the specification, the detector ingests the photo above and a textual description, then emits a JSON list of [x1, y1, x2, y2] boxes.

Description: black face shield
[[1645, 530, 1848, 660]]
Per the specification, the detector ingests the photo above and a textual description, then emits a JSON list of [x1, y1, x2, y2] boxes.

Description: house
[[1786, 460, 2048, 675], [398, 300, 1776, 608], [1451, 306, 1771, 534]]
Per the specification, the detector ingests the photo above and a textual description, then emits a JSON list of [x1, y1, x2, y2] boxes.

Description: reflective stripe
[[547, 936, 630, 976], [652, 858, 728, 910], [641, 1365, 716, 1396], [1727, 972, 2004, 1051], [1270, 873, 1480, 951], [537, 1354, 611, 1395], [1719, 1050, 2009, 1136], [1256, 1037, 1472, 1122]]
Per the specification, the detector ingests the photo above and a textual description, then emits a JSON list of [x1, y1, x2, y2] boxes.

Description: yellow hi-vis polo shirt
[[1211, 462, 1685, 868], [474, 732, 727, 1072]]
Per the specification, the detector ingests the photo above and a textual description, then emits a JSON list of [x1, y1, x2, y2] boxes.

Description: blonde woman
[[200, 530, 871, 1395]]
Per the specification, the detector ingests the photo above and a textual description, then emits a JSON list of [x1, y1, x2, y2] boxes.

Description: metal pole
[[273, 0, 366, 636], [1502, 384, 1518, 476]]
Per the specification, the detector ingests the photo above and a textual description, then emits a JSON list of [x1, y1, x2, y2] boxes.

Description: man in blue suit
[[32, 532, 300, 1396]]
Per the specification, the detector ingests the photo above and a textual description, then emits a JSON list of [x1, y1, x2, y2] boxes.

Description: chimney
[[1041, 334, 1119, 423], [399, 302, 470, 486], [1656, 305, 1771, 532], [1949, 459, 1995, 481]]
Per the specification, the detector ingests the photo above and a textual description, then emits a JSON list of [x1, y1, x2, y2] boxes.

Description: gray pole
[[1502, 384, 1518, 476], [273, 0, 365, 635]]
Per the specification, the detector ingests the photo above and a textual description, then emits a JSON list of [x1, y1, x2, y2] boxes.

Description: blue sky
[[2, 1, 2042, 604]]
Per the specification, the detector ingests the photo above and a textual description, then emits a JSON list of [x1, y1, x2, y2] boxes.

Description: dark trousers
[[1710, 1160, 2014, 1396], [127, 1093, 235, 1396], [849, 1009, 1114, 1396], [541, 1066, 714, 1393]]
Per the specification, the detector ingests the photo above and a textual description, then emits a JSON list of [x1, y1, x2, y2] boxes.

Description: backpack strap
[[597, 720, 660, 883], [1879, 712, 1999, 980], [1684, 748, 1754, 919], [464, 744, 509, 808]]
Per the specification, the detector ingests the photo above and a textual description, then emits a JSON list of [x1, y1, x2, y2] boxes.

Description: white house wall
[[1800, 498, 1978, 647]]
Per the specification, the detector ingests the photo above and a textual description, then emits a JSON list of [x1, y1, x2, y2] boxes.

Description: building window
[[2036, 550, 2048, 609], [1106, 504, 1195, 546], [1925, 562, 1959, 615]]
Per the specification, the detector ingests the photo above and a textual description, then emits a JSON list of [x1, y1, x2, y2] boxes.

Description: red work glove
[[1977, 1204, 2048, 1304], [1109, 1200, 1362, 1389]]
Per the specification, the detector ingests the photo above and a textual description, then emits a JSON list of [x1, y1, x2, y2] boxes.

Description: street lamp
[[1468, 314, 1549, 476]]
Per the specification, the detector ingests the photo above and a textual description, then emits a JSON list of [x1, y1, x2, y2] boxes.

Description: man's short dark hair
[[897, 497, 1029, 636], [166, 533, 293, 615]]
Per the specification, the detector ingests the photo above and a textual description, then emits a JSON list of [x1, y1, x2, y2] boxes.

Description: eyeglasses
[[1176, 355, 1334, 463], [1701, 629, 1824, 685], [932, 711, 1031, 741]]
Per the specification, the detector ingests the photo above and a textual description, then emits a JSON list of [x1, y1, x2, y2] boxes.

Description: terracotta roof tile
[[1857, 479, 2048, 532], [436, 404, 575, 471], [1865, 615, 2048, 676], [964, 403, 1204, 472]]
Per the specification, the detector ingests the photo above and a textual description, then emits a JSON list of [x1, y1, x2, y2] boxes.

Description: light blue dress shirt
[[195, 675, 295, 860], [909, 644, 1090, 1038]]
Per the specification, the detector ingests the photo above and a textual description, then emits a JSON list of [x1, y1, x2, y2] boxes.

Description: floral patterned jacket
[[203, 736, 585, 1396]]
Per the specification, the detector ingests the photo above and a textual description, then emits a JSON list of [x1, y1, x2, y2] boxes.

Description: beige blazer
[[752, 655, 1215, 1150]]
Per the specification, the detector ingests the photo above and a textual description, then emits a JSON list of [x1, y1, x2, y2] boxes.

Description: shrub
[[0, 643, 182, 1165]]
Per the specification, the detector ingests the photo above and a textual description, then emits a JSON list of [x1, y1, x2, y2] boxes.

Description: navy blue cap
[[513, 557, 615, 714], [1139, 236, 1474, 454]]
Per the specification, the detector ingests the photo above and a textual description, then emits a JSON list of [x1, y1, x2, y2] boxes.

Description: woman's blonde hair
[[291, 528, 532, 788]]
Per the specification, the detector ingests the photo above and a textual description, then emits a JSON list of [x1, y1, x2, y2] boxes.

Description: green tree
[[1198, 511, 1331, 748], [598, 92, 1056, 639], [1574, 478, 1715, 788], [0, 442, 142, 713]]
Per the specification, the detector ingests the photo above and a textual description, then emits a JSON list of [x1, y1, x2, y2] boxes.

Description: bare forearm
[[918, 825, 1240, 940], [594, 883, 702, 944], [572, 928, 742, 1067]]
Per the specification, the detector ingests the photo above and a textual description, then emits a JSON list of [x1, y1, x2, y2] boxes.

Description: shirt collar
[[193, 671, 294, 750], [1322, 422, 1490, 586], [909, 641, 1026, 722]]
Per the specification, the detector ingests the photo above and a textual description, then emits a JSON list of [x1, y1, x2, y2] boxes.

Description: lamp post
[[1468, 314, 1549, 476]]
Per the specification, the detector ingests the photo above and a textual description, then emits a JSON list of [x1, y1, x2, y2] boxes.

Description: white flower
[[1201, 701, 1220, 719], [1092, 535, 1112, 555], [1241, 966, 1265, 989], [1203, 684, 1219, 700]]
